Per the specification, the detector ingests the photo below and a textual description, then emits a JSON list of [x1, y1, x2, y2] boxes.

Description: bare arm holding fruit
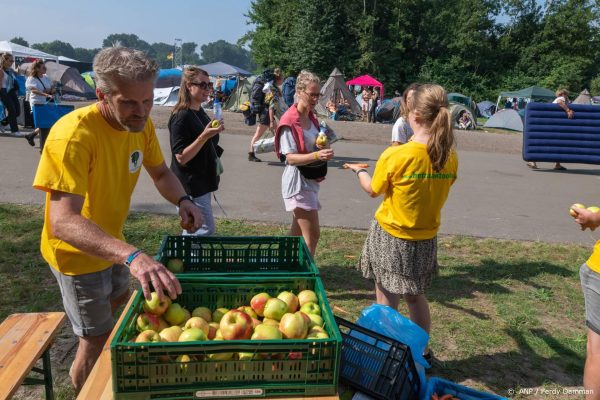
[[285, 148, 334, 166], [145, 162, 204, 233], [344, 163, 378, 197], [48, 191, 182, 301], [175, 121, 224, 166], [572, 205, 600, 231]]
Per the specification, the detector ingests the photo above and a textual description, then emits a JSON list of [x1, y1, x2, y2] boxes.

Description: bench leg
[[23, 348, 54, 400], [42, 349, 54, 400]]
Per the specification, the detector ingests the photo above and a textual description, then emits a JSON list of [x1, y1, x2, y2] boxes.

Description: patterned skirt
[[357, 219, 438, 295]]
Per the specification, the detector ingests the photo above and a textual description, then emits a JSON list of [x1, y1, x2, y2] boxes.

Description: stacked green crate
[[111, 236, 342, 399]]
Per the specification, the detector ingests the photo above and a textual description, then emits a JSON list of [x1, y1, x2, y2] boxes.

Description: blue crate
[[424, 377, 507, 400], [32, 103, 74, 129]]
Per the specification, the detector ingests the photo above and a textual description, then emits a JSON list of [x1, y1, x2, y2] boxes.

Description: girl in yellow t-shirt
[[345, 84, 458, 361]]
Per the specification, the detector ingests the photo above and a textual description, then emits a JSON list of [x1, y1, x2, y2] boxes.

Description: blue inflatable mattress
[[523, 102, 600, 164]]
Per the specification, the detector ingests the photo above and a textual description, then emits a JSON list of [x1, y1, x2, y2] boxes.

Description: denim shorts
[[51, 264, 130, 337], [580, 263, 600, 335]]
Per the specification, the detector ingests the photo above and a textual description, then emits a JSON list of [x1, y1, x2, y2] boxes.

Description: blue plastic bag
[[356, 304, 430, 397]]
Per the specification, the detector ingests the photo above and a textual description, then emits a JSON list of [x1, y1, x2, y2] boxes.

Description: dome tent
[[449, 103, 476, 130], [484, 109, 523, 131], [19, 61, 96, 99]]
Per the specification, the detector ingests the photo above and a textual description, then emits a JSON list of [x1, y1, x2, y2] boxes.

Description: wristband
[[356, 168, 368, 176], [313, 152, 319, 160], [124, 249, 142, 268], [177, 194, 193, 207]]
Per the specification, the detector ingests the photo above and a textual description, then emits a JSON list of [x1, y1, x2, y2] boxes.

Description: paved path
[[2, 129, 599, 247]]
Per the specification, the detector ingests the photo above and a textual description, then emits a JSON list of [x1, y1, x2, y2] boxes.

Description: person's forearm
[[52, 214, 136, 265], [153, 168, 188, 205], [177, 135, 208, 165], [285, 152, 320, 166], [356, 171, 377, 196]]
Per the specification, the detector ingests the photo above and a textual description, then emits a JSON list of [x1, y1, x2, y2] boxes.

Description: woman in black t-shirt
[[169, 66, 224, 235]]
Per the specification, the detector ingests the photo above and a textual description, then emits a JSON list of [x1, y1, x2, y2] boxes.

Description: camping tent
[[574, 89, 592, 105], [496, 86, 555, 110], [477, 101, 496, 118], [315, 68, 362, 118], [449, 103, 476, 130], [156, 68, 182, 88], [154, 86, 179, 106], [58, 56, 92, 73], [346, 74, 384, 99], [19, 61, 96, 99], [81, 71, 95, 89], [0, 41, 59, 61], [223, 75, 256, 112], [448, 93, 475, 109], [375, 99, 401, 123], [199, 61, 252, 77], [484, 109, 523, 131]]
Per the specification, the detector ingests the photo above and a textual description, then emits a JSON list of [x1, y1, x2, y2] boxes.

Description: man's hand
[[573, 206, 600, 231], [128, 253, 182, 301], [179, 200, 204, 233]]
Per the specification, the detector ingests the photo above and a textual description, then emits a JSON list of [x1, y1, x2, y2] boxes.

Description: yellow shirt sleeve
[[371, 147, 395, 196], [142, 119, 164, 168]]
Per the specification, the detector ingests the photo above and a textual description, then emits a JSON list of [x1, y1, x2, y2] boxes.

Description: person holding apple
[[168, 66, 225, 236], [570, 205, 600, 398], [32, 47, 204, 393], [274, 70, 334, 256], [345, 84, 458, 363]]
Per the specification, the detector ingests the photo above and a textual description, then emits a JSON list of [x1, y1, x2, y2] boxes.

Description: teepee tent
[[316, 68, 362, 117], [223, 75, 256, 112], [484, 109, 523, 131], [573, 89, 592, 105]]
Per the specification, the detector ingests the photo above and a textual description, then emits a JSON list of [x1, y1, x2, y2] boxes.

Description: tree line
[[9, 34, 256, 72], [241, 0, 600, 101]]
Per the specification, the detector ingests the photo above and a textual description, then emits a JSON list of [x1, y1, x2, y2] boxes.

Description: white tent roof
[[0, 41, 59, 61]]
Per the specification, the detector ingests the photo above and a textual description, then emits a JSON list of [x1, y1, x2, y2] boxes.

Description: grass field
[[0, 203, 591, 399]]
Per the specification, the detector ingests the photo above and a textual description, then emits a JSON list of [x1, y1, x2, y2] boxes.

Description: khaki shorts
[[51, 264, 130, 337], [580, 263, 600, 335]]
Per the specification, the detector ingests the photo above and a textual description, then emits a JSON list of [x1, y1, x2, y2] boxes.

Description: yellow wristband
[[313, 152, 319, 160]]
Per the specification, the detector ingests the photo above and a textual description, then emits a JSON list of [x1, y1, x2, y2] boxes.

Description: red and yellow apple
[[143, 292, 172, 316], [250, 292, 272, 317], [184, 317, 210, 335], [277, 291, 299, 313], [191, 306, 212, 322], [570, 203, 586, 217], [297, 290, 318, 307], [307, 313, 324, 328], [136, 312, 162, 332], [207, 322, 220, 340], [262, 318, 280, 326], [263, 298, 288, 321], [219, 310, 253, 340], [178, 327, 208, 342], [135, 330, 162, 343], [159, 325, 183, 342], [237, 305, 258, 320], [279, 312, 308, 339], [251, 324, 283, 340]]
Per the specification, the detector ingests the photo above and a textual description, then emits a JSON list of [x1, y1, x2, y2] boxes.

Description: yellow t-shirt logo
[[129, 150, 143, 173]]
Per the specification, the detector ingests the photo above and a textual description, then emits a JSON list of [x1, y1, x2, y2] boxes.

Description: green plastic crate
[[155, 235, 319, 277], [111, 276, 341, 399]]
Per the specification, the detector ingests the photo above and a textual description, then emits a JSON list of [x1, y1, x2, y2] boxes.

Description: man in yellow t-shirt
[[571, 205, 600, 397], [32, 47, 203, 392]]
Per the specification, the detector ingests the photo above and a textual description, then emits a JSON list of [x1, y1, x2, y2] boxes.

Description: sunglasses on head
[[190, 81, 209, 90]]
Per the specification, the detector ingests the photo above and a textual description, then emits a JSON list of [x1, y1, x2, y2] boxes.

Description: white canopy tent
[[0, 41, 59, 61]]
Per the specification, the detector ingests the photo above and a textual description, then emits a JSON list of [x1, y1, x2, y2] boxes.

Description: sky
[[1, 0, 254, 53]]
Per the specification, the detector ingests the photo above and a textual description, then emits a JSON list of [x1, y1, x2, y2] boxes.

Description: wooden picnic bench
[[0, 312, 66, 400], [78, 291, 339, 400]]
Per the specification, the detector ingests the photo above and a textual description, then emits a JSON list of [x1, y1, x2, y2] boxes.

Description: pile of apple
[[134, 289, 329, 350], [569, 203, 600, 217]]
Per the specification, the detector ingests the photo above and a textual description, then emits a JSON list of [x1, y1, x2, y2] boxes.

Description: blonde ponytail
[[411, 84, 455, 172]]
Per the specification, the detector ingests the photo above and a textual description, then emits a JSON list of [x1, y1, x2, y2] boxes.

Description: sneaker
[[248, 152, 262, 162], [25, 132, 36, 147]]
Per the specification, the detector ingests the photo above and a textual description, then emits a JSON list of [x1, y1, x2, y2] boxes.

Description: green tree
[[73, 48, 100, 63], [31, 40, 77, 58], [181, 42, 202, 66], [200, 40, 255, 71], [102, 34, 156, 58], [591, 75, 600, 96], [10, 37, 29, 47]]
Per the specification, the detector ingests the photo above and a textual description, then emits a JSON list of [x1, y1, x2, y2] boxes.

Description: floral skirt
[[357, 219, 438, 295]]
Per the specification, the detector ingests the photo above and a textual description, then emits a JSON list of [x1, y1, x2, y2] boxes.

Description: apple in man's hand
[[143, 292, 171, 316]]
